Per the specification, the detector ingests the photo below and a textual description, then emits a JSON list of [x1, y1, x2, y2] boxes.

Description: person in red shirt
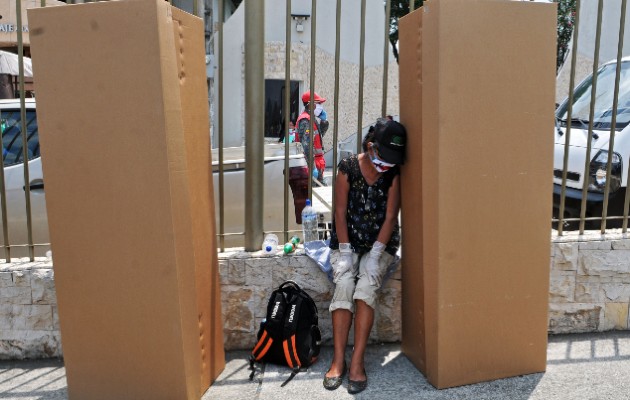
[[296, 91, 329, 183]]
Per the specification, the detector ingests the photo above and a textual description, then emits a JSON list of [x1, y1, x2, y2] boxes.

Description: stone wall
[[219, 248, 402, 350], [0, 258, 60, 360], [549, 232, 630, 334], [4, 233, 630, 359]]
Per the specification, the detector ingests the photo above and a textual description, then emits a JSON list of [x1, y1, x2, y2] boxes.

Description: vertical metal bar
[[578, 0, 603, 235], [381, 0, 391, 117], [410, 0, 415, 12], [0, 117, 10, 261], [283, 0, 292, 244], [356, 0, 366, 154], [244, 0, 265, 251], [193, 0, 198, 17], [218, 0, 225, 251], [331, 0, 341, 211], [601, 0, 626, 234], [621, 9, 630, 231], [557, 0, 581, 236], [308, 0, 317, 200], [16, 0, 33, 260]]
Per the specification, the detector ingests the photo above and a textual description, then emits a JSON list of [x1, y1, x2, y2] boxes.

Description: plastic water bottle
[[262, 233, 279, 255], [301, 199, 318, 243]]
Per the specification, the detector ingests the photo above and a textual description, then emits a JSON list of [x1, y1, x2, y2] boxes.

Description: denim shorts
[[329, 249, 394, 313]]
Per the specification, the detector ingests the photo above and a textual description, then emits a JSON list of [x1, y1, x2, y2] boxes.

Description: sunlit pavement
[[3, 332, 630, 400]]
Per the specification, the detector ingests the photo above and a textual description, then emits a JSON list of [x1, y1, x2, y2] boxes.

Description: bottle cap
[[305, 199, 311, 206], [265, 245, 272, 252]]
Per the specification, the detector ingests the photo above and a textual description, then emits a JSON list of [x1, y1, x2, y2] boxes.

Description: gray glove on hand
[[366, 241, 386, 287], [333, 243, 353, 283]]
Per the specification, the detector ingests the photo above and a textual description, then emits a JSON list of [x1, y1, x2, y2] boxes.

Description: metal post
[[244, 0, 265, 251], [218, 0, 225, 251], [332, 0, 341, 208], [0, 116, 9, 261], [356, 0, 366, 154], [410, 0, 415, 12], [557, 0, 581, 236], [578, 0, 603, 235], [382, 0, 391, 117], [308, 0, 317, 200], [16, 0, 33, 261], [601, 0, 626, 233], [283, 0, 292, 243]]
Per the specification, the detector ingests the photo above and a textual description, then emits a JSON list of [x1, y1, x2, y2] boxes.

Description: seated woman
[[323, 118, 407, 394]]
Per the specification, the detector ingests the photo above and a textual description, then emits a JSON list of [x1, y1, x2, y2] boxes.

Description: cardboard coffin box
[[399, 0, 556, 389], [28, 0, 224, 398]]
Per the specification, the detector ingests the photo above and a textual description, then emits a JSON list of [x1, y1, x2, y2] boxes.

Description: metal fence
[[0, 0, 405, 258], [4, 0, 629, 261], [214, 0, 395, 251], [553, 0, 629, 237], [0, 0, 45, 261]]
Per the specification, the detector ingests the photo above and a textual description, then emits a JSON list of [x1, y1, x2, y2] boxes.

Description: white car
[[0, 98, 48, 258], [553, 57, 630, 228]]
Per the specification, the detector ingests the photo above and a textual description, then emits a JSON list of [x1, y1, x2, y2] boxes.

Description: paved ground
[[2, 331, 630, 399]]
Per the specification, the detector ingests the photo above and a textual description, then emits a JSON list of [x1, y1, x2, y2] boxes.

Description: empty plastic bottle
[[301, 199, 318, 243], [262, 233, 279, 255]]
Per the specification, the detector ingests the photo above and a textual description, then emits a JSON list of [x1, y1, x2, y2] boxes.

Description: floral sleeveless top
[[329, 155, 400, 256]]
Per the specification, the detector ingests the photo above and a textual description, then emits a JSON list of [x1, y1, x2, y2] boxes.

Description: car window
[[557, 61, 630, 130], [1, 109, 39, 167]]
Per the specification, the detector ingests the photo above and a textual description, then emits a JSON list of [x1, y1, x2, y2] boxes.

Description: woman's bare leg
[[349, 299, 373, 381], [325, 309, 352, 377]]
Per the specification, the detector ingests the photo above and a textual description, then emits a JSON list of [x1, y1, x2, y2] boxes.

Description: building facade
[[211, 0, 400, 149]]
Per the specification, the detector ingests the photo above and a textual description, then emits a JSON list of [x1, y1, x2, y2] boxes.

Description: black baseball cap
[[373, 120, 407, 165]]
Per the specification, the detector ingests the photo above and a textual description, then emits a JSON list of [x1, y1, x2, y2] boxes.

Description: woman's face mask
[[370, 144, 396, 173]]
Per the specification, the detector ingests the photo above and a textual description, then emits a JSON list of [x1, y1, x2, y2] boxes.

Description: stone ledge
[[218, 249, 401, 350], [3, 236, 630, 359]]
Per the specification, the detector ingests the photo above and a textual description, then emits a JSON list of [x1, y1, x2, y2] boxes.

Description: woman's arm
[[376, 175, 401, 245], [334, 169, 350, 244]]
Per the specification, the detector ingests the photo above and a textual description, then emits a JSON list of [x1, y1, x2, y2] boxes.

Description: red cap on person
[[301, 91, 326, 104]]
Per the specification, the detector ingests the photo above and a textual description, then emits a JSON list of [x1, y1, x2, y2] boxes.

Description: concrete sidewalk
[[2, 331, 630, 399]]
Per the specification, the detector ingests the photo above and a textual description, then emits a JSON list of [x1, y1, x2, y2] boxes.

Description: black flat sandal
[[347, 369, 368, 394], [323, 361, 347, 391]]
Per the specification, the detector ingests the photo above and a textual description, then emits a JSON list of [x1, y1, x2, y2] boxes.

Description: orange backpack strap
[[251, 329, 274, 361], [280, 338, 301, 389], [282, 334, 301, 369]]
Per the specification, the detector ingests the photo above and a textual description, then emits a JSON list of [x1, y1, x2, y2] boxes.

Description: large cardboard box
[[399, 0, 556, 389], [28, 0, 224, 398]]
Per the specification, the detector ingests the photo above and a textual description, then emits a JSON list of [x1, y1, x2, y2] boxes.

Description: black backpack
[[249, 281, 322, 386]]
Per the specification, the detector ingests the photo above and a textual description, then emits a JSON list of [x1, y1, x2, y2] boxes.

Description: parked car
[[553, 57, 630, 228], [0, 98, 48, 258]]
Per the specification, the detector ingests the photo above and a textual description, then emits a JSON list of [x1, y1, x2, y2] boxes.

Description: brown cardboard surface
[[399, 0, 556, 389], [171, 7, 225, 388], [28, 0, 222, 398], [398, 8, 426, 375]]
